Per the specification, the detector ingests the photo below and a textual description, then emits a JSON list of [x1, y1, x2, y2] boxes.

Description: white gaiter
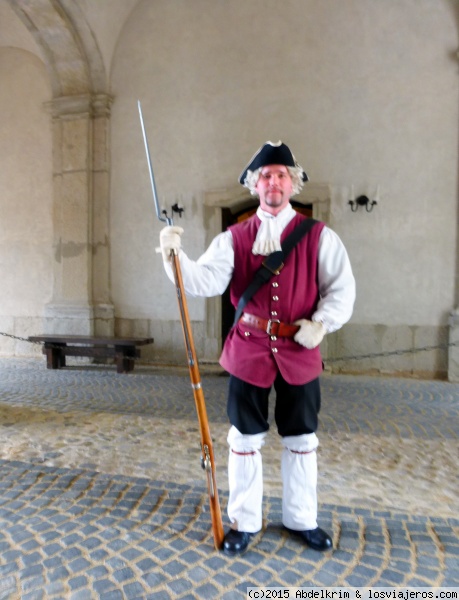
[[281, 432, 319, 531], [227, 426, 267, 533]]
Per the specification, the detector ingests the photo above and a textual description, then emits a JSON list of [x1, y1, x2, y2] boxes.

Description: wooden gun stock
[[171, 252, 224, 551]]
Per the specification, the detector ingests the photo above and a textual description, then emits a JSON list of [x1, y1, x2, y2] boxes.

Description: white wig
[[243, 165, 305, 197]]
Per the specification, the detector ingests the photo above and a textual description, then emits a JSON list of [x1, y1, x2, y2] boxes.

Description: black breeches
[[227, 373, 321, 436]]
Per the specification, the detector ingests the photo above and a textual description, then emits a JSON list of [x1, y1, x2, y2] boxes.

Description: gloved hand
[[156, 226, 184, 262], [293, 320, 326, 349]]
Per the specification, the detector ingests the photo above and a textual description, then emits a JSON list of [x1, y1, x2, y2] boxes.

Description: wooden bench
[[28, 335, 154, 374]]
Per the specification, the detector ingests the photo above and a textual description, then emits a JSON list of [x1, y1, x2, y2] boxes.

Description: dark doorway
[[220, 201, 313, 343]]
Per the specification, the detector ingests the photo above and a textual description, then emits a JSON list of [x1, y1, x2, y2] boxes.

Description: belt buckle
[[266, 319, 280, 335]]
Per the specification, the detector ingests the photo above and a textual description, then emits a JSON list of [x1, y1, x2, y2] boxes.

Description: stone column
[[448, 309, 459, 381], [43, 94, 114, 336], [91, 94, 115, 336]]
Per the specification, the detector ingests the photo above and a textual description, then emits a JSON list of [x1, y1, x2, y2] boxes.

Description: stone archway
[[201, 183, 331, 361], [7, 0, 114, 336]]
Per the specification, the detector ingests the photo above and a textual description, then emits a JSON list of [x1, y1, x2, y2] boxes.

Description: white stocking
[[227, 426, 266, 533], [281, 433, 319, 531]]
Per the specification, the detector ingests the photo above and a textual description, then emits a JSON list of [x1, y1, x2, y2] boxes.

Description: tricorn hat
[[239, 140, 308, 185]]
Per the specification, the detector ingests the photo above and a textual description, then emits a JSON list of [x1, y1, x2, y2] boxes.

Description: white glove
[[156, 226, 184, 262], [293, 320, 326, 349]]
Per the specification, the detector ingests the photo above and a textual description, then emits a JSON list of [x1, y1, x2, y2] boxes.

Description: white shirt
[[164, 204, 356, 333]]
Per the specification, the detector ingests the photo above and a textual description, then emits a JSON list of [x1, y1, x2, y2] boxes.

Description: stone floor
[[0, 357, 457, 599]]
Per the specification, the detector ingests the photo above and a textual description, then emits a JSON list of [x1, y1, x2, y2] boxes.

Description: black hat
[[239, 140, 308, 185]]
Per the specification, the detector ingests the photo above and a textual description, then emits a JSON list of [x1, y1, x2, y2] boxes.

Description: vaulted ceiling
[[6, 0, 106, 96]]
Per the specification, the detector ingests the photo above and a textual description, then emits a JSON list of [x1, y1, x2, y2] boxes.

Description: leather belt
[[239, 313, 300, 337]]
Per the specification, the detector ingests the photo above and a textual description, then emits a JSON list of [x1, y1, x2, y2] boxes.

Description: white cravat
[[252, 204, 296, 256]]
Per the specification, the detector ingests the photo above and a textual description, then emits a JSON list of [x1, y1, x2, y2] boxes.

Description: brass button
[[244, 331, 250, 337], [272, 282, 279, 288], [271, 336, 277, 341], [272, 296, 279, 301], [271, 311, 278, 316], [272, 348, 278, 353]]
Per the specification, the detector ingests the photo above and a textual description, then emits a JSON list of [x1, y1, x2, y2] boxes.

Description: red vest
[[219, 212, 325, 386]]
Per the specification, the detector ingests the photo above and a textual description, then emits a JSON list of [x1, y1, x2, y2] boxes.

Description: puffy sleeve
[[312, 227, 356, 333], [163, 230, 235, 297]]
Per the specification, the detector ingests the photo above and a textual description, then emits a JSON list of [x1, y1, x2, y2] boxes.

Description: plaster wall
[[74, 0, 139, 83], [0, 0, 458, 377], [0, 46, 53, 353], [109, 0, 459, 372]]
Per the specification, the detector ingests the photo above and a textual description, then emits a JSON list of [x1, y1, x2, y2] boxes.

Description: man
[[158, 141, 355, 555]]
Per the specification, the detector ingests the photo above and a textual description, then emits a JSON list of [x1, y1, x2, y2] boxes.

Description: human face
[[255, 164, 293, 216]]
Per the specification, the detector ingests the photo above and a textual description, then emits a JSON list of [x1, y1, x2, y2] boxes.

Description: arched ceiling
[[6, 0, 106, 97]]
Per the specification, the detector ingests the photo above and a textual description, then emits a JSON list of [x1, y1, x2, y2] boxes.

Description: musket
[[137, 101, 224, 551]]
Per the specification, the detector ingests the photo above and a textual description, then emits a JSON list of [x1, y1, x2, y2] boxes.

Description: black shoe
[[285, 526, 333, 551], [222, 530, 252, 555]]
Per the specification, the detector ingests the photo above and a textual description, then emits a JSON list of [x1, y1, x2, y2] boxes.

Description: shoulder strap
[[282, 217, 319, 257], [232, 218, 319, 326]]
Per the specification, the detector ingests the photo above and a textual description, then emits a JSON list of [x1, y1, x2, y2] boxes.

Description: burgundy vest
[[219, 212, 325, 386]]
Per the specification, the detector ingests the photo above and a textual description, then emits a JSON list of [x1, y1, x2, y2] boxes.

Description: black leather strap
[[233, 218, 319, 325]]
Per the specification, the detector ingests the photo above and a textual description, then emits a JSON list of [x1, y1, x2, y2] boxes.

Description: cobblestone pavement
[[0, 357, 457, 599]]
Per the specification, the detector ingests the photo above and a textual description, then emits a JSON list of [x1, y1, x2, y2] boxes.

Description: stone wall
[[0, 0, 458, 379]]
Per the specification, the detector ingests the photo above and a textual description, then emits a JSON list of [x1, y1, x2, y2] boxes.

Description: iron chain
[[1, 330, 458, 364], [325, 341, 459, 363]]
